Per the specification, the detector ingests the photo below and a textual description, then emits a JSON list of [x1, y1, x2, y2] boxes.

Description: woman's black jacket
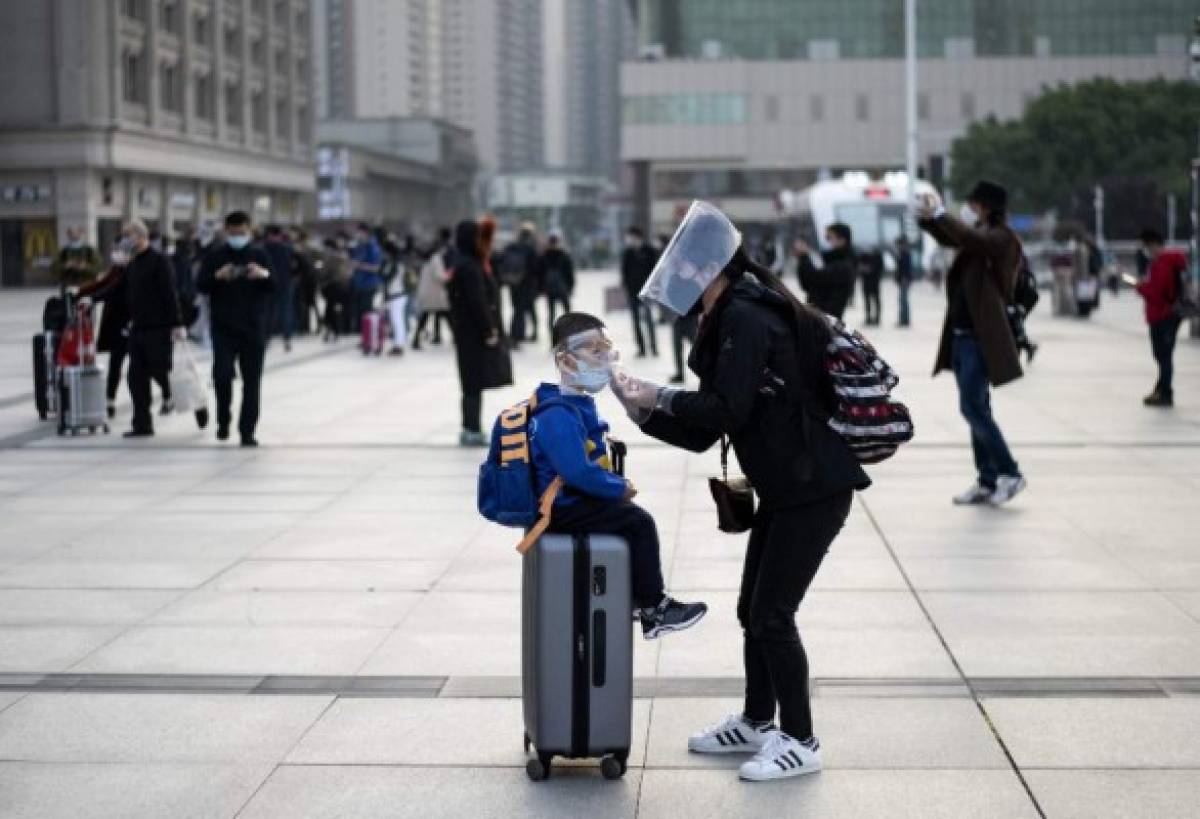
[[641, 277, 870, 510]]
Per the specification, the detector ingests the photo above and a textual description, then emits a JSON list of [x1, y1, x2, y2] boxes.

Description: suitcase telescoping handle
[[610, 439, 627, 477]]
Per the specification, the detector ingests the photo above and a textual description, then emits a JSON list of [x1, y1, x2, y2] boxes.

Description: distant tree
[[948, 78, 1200, 239]]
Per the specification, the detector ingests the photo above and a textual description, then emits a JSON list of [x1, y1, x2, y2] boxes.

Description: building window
[[297, 104, 309, 145], [160, 0, 180, 34], [193, 13, 210, 46], [960, 92, 976, 120], [225, 82, 242, 126], [122, 50, 147, 104], [251, 0, 265, 17], [250, 36, 265, 67], [296, 56, 308, 81], [275, 98, 290, 138], [160, 62, 182, 112], [273, 0, 287, 22], [918, 93, 931, 121], [274, 47, 287, 74], [195, 73, 214, 120], [295, 7, 307, 32], [764, 95, 780, 124], [621, 93, 749, 126], [251, 90, 266, 133], [809, 94, 824, 122], [224, 25, 239, 55], [122, 0, 146, 21], [855, 94, 870, 122]]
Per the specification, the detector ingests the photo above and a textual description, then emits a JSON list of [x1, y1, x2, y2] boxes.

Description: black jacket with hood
[[797, 245, 856, 318], [642, 276, 870, 510]]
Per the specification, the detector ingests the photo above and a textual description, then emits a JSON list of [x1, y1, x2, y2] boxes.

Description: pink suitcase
[[361, 311, 386, 355]]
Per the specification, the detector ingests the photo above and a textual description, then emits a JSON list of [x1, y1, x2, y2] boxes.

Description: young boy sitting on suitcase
[[533, 312, 707, 639]]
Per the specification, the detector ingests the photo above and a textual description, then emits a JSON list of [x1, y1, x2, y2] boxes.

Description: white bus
[[780, 172, 942, 270]]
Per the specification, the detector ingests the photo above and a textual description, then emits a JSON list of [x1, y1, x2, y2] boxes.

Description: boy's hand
[[622, 480, 638, 501]]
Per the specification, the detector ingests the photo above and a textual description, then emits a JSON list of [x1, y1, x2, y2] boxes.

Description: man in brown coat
[[918, 180, 1026, 506]]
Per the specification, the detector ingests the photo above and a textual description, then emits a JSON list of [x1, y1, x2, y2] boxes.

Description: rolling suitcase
[[32, 331, 58, 420], [522, 532, 633, 781], [55, 298, 108, 436], [360, 310, 386, 355], [58, 364, 108, 436]]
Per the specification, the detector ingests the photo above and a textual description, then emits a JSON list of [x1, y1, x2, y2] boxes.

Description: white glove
[[611, 368, 664, 425]]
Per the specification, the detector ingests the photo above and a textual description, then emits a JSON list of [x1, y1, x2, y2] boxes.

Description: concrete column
[[54, 169, 98, 247], [146, 0, 161, 128], [214, 0, 227, 140], [181, 0, 194, 134]]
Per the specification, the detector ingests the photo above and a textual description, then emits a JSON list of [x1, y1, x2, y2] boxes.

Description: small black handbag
[[708, 435, 755, 533]]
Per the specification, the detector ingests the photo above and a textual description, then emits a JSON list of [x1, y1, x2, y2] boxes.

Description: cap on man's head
[[966, 180, 1008, 212], [1140, 227, 1165, 246]]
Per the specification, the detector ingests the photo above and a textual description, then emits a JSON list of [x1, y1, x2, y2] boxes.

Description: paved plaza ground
[[0, 272, 1198, 817]]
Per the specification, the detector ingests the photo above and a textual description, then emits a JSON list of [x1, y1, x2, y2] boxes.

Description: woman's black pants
[[739, 490, 853, 740]]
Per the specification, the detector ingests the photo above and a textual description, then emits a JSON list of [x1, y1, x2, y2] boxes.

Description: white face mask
[[227, 234, 251, 250], [557, 329, 620, 394]]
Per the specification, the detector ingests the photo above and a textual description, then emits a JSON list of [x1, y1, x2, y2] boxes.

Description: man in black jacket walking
[[122, 219, 185, 438], [620, 226, 658, 357], [196, 211, 274, 447], [794, 224, 857, 319]]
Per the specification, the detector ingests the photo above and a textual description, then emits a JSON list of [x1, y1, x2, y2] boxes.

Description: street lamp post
[[1189, 16, 1200, 336], [904, 0, 918, 230]]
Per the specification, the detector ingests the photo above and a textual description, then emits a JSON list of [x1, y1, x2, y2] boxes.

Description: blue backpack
[[477, 393, 580, 553]]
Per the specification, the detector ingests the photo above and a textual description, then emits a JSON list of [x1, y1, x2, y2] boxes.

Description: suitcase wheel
[[526, 755, 551, 782], [601, 755, 626, 781]]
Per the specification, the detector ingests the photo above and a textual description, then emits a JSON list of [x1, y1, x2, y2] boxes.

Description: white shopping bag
[[170, 339, 208, 413]]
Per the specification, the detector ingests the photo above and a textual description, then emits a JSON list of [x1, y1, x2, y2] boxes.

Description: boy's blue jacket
[[530, 382, 626, 506]]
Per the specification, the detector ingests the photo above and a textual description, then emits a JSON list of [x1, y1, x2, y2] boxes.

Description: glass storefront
[[637, 0, 1197, 60]]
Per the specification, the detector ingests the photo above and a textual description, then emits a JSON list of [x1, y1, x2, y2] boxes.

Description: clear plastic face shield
[[638, 200, 741, 318], [555, 328, 620, 394]]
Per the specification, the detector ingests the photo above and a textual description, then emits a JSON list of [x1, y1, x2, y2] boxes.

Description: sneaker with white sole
[[738, 731, 822, 782], [639, 596, 707, 640], [989, 475, 1026, 505], [952, 482, 994, 506], [687, 713, 774, 755]]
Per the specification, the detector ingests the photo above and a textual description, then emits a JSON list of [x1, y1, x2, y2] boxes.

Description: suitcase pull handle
[[592, 611, 606, 687], [592, 566, 606, 596]]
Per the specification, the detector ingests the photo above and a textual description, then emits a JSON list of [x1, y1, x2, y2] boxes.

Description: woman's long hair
[[723, 244, 826, 341]]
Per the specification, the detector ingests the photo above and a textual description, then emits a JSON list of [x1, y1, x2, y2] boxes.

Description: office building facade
[[0, 0, 316, 286], [623, 0, 1196, 232]]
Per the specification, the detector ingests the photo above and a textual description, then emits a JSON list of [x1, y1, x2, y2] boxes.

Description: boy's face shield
[[555, 328, 621, 393], [639, 200, 741, 317]]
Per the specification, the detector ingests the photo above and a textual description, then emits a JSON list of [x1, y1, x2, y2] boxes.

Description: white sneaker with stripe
[[687, 713, 774, 754], [738, 731, 822, 781]]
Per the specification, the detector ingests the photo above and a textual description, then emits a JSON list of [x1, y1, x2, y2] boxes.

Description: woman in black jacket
[[446, 219, 506, 446], [616, 207, 869, 782]]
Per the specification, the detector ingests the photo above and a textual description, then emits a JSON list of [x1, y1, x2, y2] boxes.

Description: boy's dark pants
[[548, 497, 664, 608]]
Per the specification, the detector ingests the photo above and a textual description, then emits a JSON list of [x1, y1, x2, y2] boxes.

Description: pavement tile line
[[857, 494, 1050, 819], [0, 673, 1196, 699]]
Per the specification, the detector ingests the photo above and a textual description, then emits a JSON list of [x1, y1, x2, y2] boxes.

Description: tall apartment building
[[544, 0, 632, 180], [0, 0, 316, 286], [314, 0, 543, 172], [622, 0, 1196, 233]]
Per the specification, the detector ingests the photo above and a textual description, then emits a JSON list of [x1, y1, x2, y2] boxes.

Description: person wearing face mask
[[120, 219, 187, 438], [611, 200, 870, 782], [53, 226, 101, 287], [532, 312, 708, 640], [620, 227, 659, 358], [196, 211, 274, 447]]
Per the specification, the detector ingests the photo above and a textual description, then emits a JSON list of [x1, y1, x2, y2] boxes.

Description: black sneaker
[[640, 596, 708, 640], [122, 428, 153, 439], [216, 424, 230, 441], [240, 436, 259, 448], [195, 408, 209, 430]]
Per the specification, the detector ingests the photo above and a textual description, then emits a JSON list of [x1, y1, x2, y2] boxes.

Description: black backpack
[[1012, 254, 1039, 315]]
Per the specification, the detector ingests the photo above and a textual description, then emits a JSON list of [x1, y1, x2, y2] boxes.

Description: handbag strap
[[719, 435, 731, 482]]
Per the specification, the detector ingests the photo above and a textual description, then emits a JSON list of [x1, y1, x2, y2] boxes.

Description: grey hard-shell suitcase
[[522, 532, 633, 781], [58, 365, 108, 435]]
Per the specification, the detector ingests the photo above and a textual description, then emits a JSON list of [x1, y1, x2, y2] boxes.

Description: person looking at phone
[[196, 211, 274, 447]]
